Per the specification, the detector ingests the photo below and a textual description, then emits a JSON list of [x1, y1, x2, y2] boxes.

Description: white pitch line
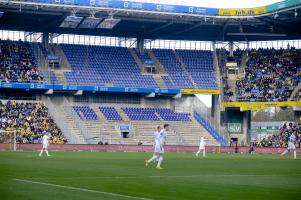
[[13, 178, 152, 200], [24, 173, 301, 181]]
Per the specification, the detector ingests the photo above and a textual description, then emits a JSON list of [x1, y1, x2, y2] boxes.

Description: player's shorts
[[154, 143, 164, 154], [199, 145, 205, 150], [288, 142, 296, 150], [42, 143, 48, 149]]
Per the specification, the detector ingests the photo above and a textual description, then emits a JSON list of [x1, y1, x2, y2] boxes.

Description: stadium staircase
[[290, 82, 301, 100], [128, 48, 146, 73], [89, 105, 137, 145], [192, 96, 229, 146], [58, 108, 87, 144], [146, 49, 167, 74], [194, 112, 227, 146], [216, 48, 237, 100], [115, 107, 130, 121], [152, 74, 168, 88], [239, 51, 248, 76], [43, 97, 86, 144], [64, 103, 138, 145], [172, 50, 198, 88], [51, 44, 72, 70], [56, 100, 220, 146], [131, 120, 219, 146], [30, 43, 51, 83], [50, 44, 71, 85], [53, 70, 68, 85], [128, 48, 168, 88], [213, 48, 222, 90]]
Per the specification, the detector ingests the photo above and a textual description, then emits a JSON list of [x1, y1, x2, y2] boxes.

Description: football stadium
[[0, 0, 301, 199]]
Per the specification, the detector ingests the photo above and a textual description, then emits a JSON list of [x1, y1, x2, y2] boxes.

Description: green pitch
[[0, 151, 300, 200]]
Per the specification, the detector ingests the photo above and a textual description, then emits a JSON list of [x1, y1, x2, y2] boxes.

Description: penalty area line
[[12, 178, 152, 200]]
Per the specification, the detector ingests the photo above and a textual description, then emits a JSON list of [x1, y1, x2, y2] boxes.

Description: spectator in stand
[[0, 39, 44, 83], [235, 48, 301, 102], [256, 122, 301, 148], [222, 47, 301, 102], [0, 101, 66, 144]]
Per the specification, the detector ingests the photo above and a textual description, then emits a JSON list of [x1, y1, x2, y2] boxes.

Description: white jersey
[[289, 134, 296, 143], [153, 131, 159, 140], [288, 134, 296, 150], [42, 135, 50, 145], [155, 129, 167, 146], [199, 138, 206, 149]]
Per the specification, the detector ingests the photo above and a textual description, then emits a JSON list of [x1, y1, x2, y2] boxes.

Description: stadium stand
[[222, 48, 301, 102], [0, 40, 44, 83], [122, 107, 191, 121], [133, 48, 152, 64], [175, 50, 217, 89], [57, 100, 219, 146], [152, 49, 194, 89], [99, 107, 123, 121], [61, 44, 158, 88], [73, 106, 98, 120], [0, 100, 66, 144], [238, 48, 300, 101], [256, 122, 301, 148]]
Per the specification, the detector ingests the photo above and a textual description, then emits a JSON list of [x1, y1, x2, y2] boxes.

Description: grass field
[[0, 151, 300, 200]]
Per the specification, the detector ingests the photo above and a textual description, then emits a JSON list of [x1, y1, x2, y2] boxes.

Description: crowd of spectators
[[219, 49, 242, 101], [222, 47, 301, 102], [0, 101, 66, 144], [222, 76, 234, 100], [0, 39, 44, 83], [255, 122, 301, 148], [236, 48, 301, 101]]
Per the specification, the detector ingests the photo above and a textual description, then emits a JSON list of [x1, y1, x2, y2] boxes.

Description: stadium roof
[[0, 1, 301, 41], [128, 0, 282, 9]]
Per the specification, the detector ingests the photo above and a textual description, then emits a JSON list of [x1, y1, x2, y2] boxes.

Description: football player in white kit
[[195, 137, 206, 157], [145, 126, 161, 165], [152, 126, 161, 162], [39, 131, 51, 157], [145, 124, 169, 169], [280, 133, 298, 160]]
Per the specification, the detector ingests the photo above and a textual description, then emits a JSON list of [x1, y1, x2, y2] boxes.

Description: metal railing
[[192, 97, 230, 146]]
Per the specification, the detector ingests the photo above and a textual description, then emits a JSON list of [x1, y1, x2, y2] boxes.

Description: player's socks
[[39, 150, 43, 156], [281, 150, 288, 156], [147, 156, 158, 163], [157, 156, 163, 168], [45, 150, 50, 156], [145, 160, 148, 167], [203, 151, 206, 157], [293, 150, 297, 159]]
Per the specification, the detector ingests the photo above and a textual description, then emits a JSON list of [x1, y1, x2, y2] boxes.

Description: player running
[[145, 126, 161, 164], [152, 126, 161, 162], [280, 133, 298, 160], [145, 124, 169, 169], [39, 131, 51, 157], [195, 136, 206, 157]]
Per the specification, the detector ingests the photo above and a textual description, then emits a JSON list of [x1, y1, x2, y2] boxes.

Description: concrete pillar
[[136, 37, 144, 53], [42, 32, 49, 49], [229, 41, 234, 57], [211, 94, 221, 128], [212, 41, 216, 51], [242, 110, 251, 145], [246, 41, 250, 50], [49, 33, 53, 44]]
